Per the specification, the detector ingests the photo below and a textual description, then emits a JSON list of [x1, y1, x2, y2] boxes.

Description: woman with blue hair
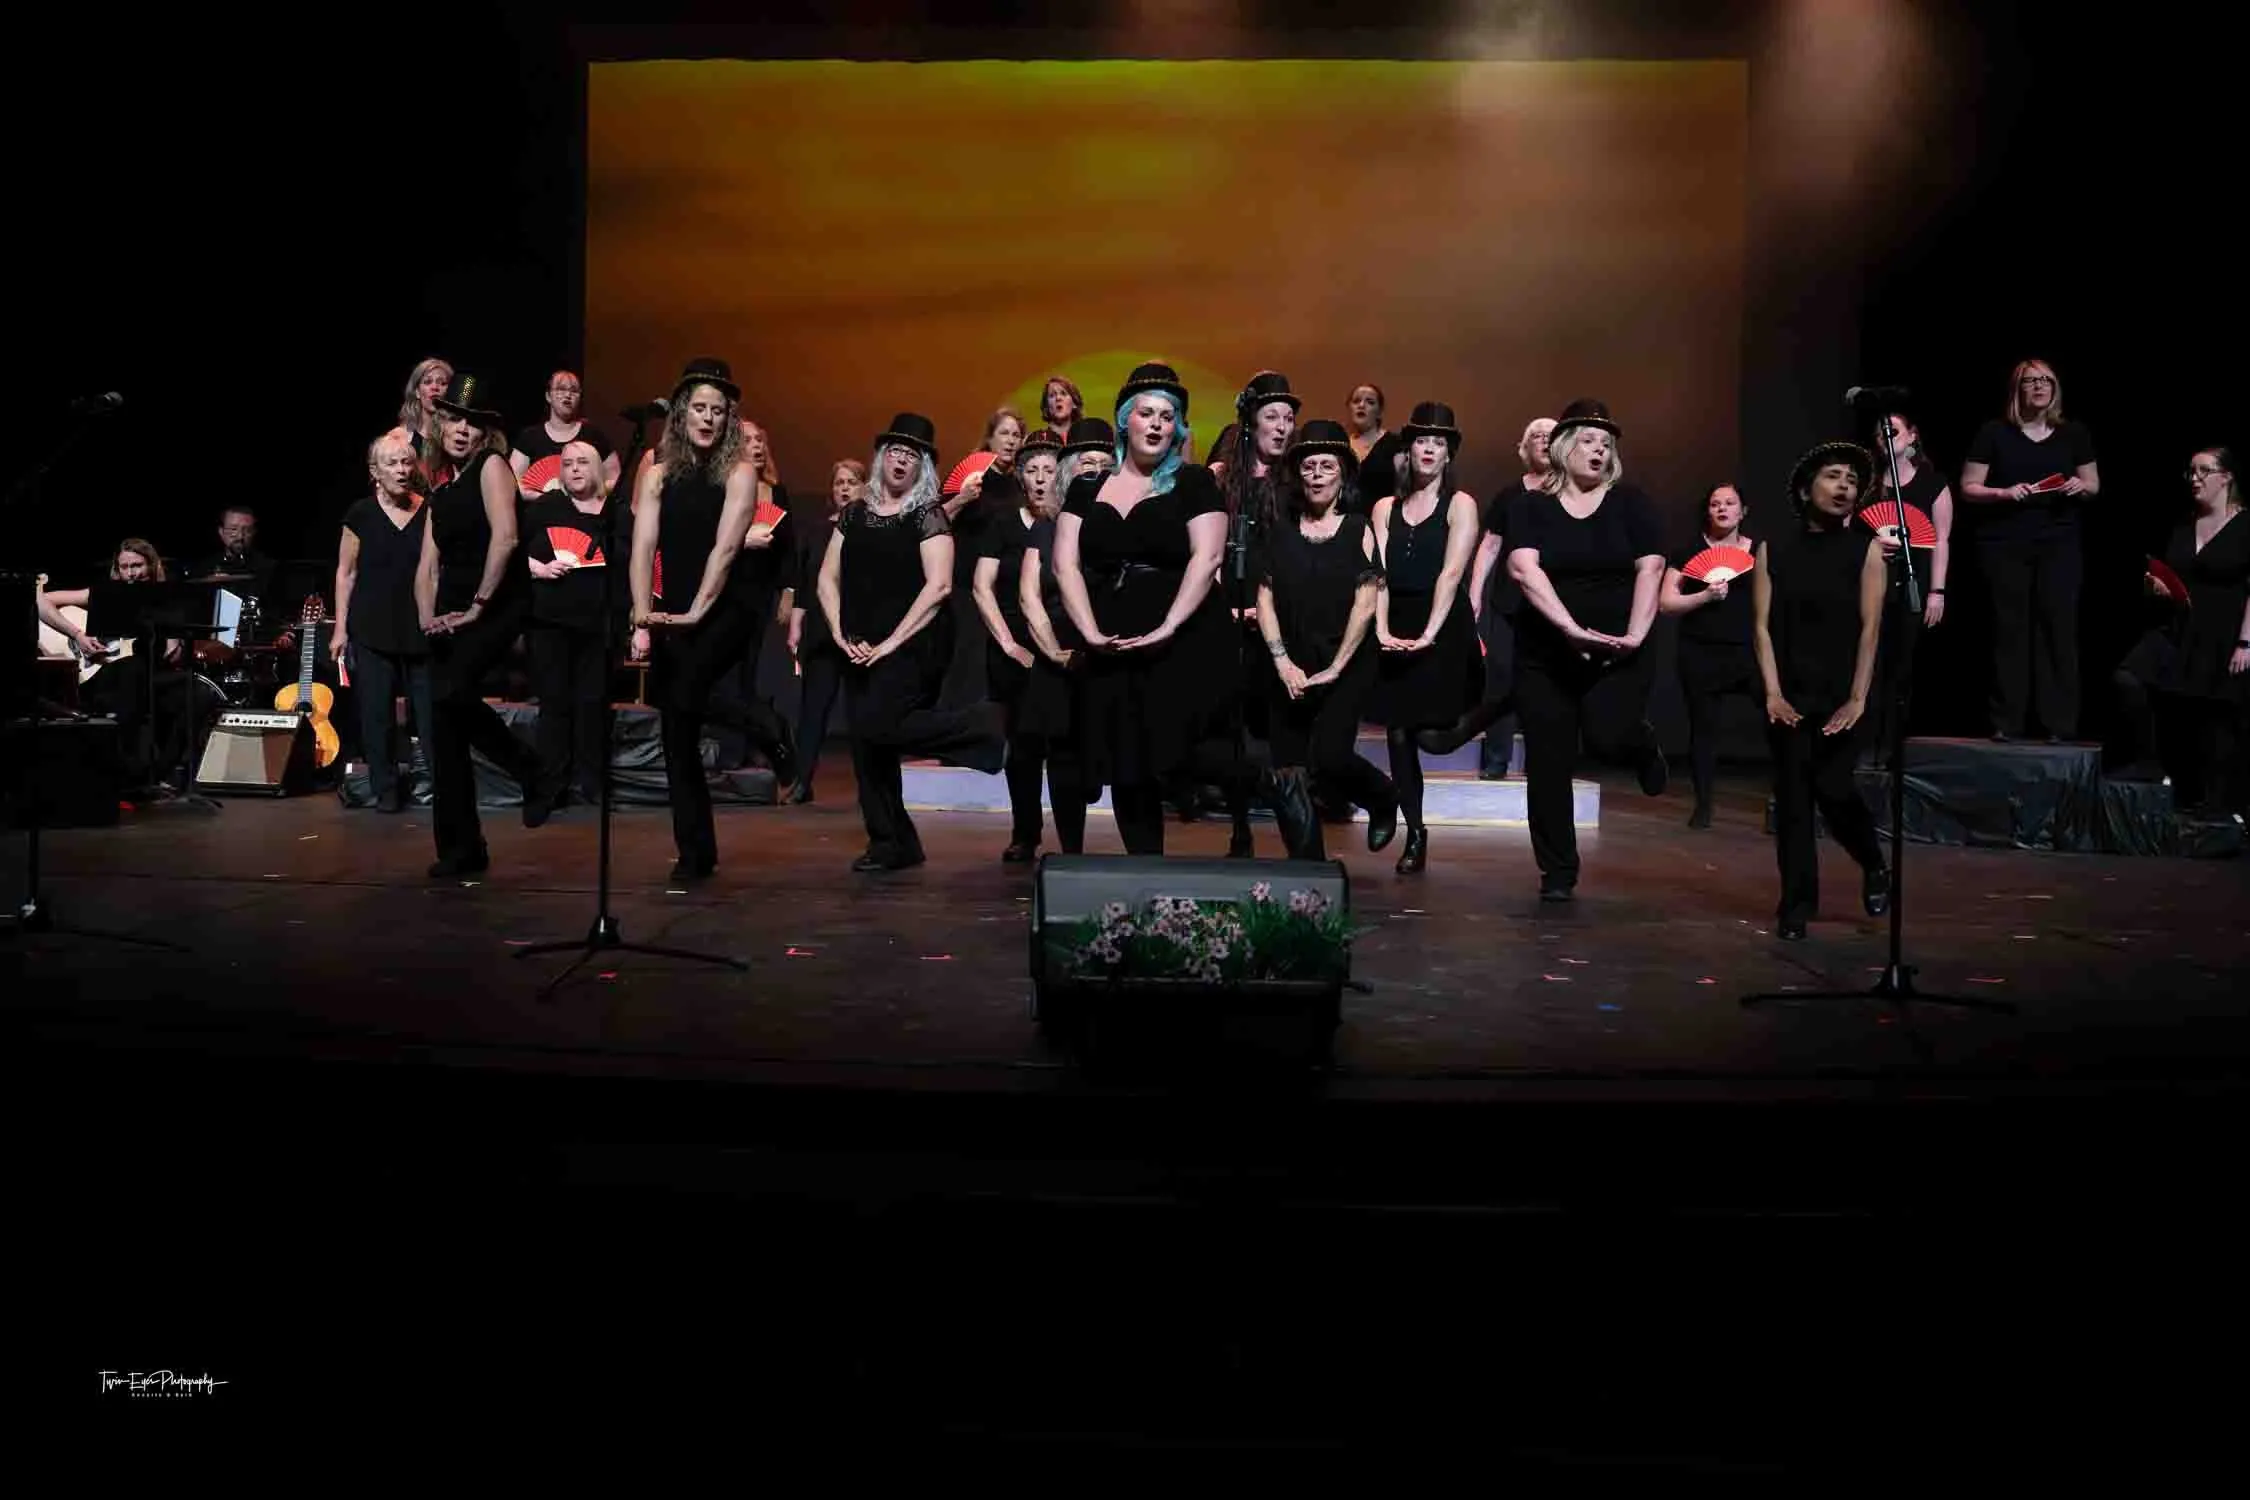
[[1053, 363, 1287, 855]]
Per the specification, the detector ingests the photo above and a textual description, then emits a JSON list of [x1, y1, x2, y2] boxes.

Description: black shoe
[[667, 857, 716, 884], [767, 722, 801, 790], [1366, 784, 1400, 854], [1990, 729, 2016, 743], [1266, 768, 1324, 861], [375, 786, 404, 814], [785, 780, 814, 805], [1227, 828, 1255, 859], [852, 846, 925, 873], [1687, 802, 1713, 830], [1001, 840, 1039, 864], [1637, 734, 1669, 797], [428, 847, 490, 879], [1395, 828, 1427, 874], [1539, 876, 1574, 903], [522, 793, 556, 830], [1863, 864, 1890, 917], [1777, 915, 1808, 941]]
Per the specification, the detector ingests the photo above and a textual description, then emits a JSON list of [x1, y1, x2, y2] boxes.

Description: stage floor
[[9, 752, 2246, 1096]]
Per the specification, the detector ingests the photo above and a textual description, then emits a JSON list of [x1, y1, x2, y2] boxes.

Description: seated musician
[[189, 504, 292, 649], [37, 539, 208, 789]]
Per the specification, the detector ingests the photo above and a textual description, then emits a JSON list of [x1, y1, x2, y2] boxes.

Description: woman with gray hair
[[817, 414, 1004, 872], [1503, 399, 1669, 901], [333, 430, 435, 812]]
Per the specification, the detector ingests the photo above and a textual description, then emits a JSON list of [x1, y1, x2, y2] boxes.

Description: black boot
[[1365, 778, 1400, 853], [1395, 827, 1427, 874], [1266, 769, 1324, 861], [1862, 861, 1891, 917]]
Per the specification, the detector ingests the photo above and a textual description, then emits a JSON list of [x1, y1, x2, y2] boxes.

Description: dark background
[[8, 0, 2237, 743]]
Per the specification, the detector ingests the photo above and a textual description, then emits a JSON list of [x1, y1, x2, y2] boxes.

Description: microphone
[[621, 397, 670, 423], [71, 391, 124, 414], [1845, 384, 1911, 407]]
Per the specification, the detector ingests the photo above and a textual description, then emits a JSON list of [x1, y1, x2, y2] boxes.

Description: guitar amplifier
[[195, 710, 315, 796]]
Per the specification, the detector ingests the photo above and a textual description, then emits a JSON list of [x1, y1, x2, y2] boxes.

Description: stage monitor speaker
[[2, 715, 122, 829], [195, 710, 314, 796]]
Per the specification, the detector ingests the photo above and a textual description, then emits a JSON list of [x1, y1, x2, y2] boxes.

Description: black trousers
[[793, 644, 844, 792], [82, 655, 201, 788], [844, 648, 1000, 859], [1478, 608, 1521, 776], [1515, 644, 1659, 886], [529, 619, 612, 805], [428, 600, 534, 862], [1678, 645, 1760, 809], [708, 609, 794, 772], [1977, 525, 2081, 737], [348, 644, 434, 803], [650, 592, 760, 868], [1769, 717, 1887, 924], [1119, 737, 1255, 856]]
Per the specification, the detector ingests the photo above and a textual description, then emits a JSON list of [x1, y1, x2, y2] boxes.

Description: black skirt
[[1369, 588, 1480, 730]]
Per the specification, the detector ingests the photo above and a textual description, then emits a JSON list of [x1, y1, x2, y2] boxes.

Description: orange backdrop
[[587, 58, 1746, 512]]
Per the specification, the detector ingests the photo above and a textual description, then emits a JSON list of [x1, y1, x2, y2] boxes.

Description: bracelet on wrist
[[1267, 640, 1287, 658]]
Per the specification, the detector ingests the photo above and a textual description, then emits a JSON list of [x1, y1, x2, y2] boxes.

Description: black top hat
[[1060, 417, 1115, 458], [1399, 400, 1464, 455], [431, 371, 503, 427], [1019, 426, 1065, 457], [875, 412, 939, 459], [1787, 440, 1874, 512], [1285, 418, 1358, 466], [1236, 370, 1302, 425], [1552, 397, 1620, 438], [1115, 362, 1189, 420], [671, 356, 741, 404]]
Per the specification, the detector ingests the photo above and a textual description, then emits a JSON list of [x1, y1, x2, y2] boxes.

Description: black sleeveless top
[[1766, 523, 1876, 715], [1261, 513, 1378, 665], [1382, 492, 1456, 594], [342, 494, 430, 654], [653, 463, 730, 607], [429, 448, 520, 614]]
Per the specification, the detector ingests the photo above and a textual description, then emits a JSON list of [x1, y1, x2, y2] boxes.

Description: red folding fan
[[1680, 545, 1756, 584], [2146, 557, 2189, 604], [545, 525, 604, 568], [1856, 500, 1937, 548], [2028, 472, 2073, 494], [750, 495, 787, 535], [522, 454, 563, 493], [942, 450, 996, 497]]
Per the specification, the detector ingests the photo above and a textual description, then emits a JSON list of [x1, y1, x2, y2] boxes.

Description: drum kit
[[182, 568, 285, 709]]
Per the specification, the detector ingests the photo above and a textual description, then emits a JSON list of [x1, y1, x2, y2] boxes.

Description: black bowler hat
[[1788, 440, 1874, 512], [1060, 417, 1114, 458], [875, 412, 939, 459], [1285, 418, 1357, 466], [431, 371, 503, 427], [1115, 362, 1189, 419], [671, 356, 741, 404], [1552, 397, 1620, 438], [1399, 400, 1464, 455], [1235, 370, 1302, 426], [1019, 426, 1065, 457]]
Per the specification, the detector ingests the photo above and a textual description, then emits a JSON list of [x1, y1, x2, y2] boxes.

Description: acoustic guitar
[[274, 595, 341, 767]]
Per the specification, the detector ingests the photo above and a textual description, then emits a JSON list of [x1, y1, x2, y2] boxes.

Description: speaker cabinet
[[1029, 855, 1351, 1067], [2, 716, 122, 829], [195, 711, 315, 796]]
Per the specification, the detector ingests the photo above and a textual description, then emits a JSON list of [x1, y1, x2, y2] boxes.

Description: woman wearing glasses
[[1958, 359, 2099, 742]]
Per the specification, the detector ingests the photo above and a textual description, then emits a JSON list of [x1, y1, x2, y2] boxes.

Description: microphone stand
[[513, 412, 745, 1001], [1744, 403, 2008, 1023], [2, 405, 184, 948]]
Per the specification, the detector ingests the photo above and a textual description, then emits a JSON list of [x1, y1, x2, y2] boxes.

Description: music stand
[[1742, 401, 2013, 1023], [512, 412, 746, 1001], [85, 579, 224, 814]]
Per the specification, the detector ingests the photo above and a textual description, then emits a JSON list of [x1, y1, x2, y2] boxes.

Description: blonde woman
[[333, 432, 434, 812]]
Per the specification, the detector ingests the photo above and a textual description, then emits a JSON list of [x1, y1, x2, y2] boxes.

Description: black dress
[[2116, 511, 2250, 813], [1063, 465, 1236, 789], [1506, 482, 1666, 888], [340, 495, 433, 804], [1860, 463, 1945, 756], [1261, 513, 1387, 806], [1671, 530, 1760, 811], [786, 506, 844, 795], [1370, 493, 1480, 731], [425, 448, 535, 865], [979, 508, 1087, 852], [524, 489, 624, 808], [1763, 523, 1887, 924], [838, 499, 1003, 864], [712, 483, 795, 770], [1965, 417, 2097, 737]]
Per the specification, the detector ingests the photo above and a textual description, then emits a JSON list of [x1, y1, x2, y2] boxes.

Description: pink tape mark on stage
[[1966, 976, 2007, 985], [1541, 974, 1573, 983], [785, 946, 817, 958], [922, 954, 955, 962], [1696, 977, 1717, 985]]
